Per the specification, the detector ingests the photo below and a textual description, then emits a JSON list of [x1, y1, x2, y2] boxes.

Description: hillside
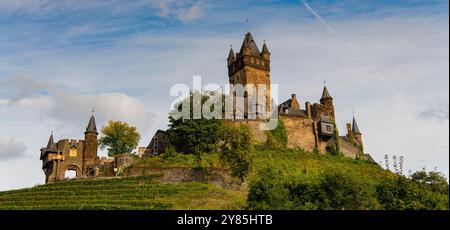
[[0, 175, 246, 210], [0, 149, 447, 210]]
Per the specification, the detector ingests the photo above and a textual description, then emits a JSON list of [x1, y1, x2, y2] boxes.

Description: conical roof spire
[[46, 132, 54, 149], [261, 41, 270, 55], [239, 32, 261, 56], [85, 114, 98, 135], [321, 86, 333, 101], [46, 131, 57, 152], [228, 46, 235, 60], [352, 116, 361, 134]]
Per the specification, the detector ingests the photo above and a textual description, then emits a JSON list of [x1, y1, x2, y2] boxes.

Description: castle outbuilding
[[40, 114, 115, 183]]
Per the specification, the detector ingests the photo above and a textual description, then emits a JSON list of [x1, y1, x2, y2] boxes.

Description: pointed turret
[[85, 115, 98, 135], [321, 86, 333, 101], [239, 32, 261, 57], [46, 132, 54, 149], [351, 115, 364, 152], [352, 116, 361, 134], [261, 41, 270, 60], [227, 47, 235, 65], [45, 132, 57, 152], [84, 113, 98, 161], [261, 42, 270, 55], [317, 85, 335, 118]]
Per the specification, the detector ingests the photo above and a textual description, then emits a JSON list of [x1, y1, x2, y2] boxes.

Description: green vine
[[265, 119, 288, 149]]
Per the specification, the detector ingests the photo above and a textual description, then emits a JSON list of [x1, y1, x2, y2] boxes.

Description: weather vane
[[246, 18, 249, 32]]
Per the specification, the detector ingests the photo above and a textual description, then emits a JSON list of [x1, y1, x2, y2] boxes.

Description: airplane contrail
[[299, 0, 401, 97], [300, 0, 337, 35]]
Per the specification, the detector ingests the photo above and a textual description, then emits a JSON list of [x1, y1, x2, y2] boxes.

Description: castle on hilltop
[[41, 32, 375, 183], [146, 32, 375, 161], [39, 115, 134, 183]]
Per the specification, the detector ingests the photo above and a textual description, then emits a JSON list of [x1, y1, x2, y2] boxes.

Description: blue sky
[[0, 0, 448, 190]]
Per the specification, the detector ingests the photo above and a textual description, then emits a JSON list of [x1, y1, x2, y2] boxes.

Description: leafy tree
[[99, 120, 140, 157], [317, 171, 378, 210], [220, 124, 255, 181], [167, 92, 224, 160], [376, 175, 448, 210], [410, 169, 449, 194], [248, 168, 379, 210], [247, 166, 295, 210]]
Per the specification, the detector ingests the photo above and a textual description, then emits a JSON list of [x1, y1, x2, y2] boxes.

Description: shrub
[[317, 170, 379, 210], [377, 175, 449, 210], [220, 124, 255, 181], [265, 119, 288, 149]]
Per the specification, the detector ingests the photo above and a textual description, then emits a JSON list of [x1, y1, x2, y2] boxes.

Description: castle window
[[69, 146, 77, 157]]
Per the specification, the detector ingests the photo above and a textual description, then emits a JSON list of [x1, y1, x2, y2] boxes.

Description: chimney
[[346, 123, 352, 134], [305, 101, 311, 118]]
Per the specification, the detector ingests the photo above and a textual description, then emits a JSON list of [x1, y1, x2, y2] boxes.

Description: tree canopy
[[99, 120, 141, 157]]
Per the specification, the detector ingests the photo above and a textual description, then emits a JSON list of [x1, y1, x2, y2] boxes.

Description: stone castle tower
[[227, 32, 271, 118], [40, 115, 103, 183], [227, 32, 373, 161]]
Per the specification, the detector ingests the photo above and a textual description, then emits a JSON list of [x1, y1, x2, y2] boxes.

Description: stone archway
[[63, 165, 81, 179]]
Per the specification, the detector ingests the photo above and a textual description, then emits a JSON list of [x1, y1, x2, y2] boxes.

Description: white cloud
[[0, 98, 10, 106], [0, 3, 448, 190], [0, 0, 204, 22], [0, 77, 155, 140], [153, 0, 203, 22], [0, 138, 27, 160]]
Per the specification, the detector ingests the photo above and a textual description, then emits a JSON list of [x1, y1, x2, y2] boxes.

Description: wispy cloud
[[0, 138, 27, 160], [0, 0, 204, 22], [418, 102, 449, 121], [153, 0, 203, 22], [0, 0, 448, 190]]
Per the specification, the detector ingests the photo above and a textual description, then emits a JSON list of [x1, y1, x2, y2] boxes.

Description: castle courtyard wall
[[280, 115, 317, 151], [339, 138, 359, 159]]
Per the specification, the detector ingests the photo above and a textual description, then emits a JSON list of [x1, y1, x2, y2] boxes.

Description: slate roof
[[320, 115, 333, 123], [239, 32, 261, 57], [352, 116, 361, 134], [228, 47, 235, 60], [321, 86, 333, 100], [85, 115, 98, 134], [261, 42, 270, 55], [45, 133, 57, 153]]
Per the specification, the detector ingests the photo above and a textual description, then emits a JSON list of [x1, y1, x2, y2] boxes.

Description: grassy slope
[[0, 149, 390, 210], [0, 175, 246, 210]]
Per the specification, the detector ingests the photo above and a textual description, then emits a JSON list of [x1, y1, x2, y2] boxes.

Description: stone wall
[[280, 115, 317, 151], [231, 120, 267, 143], [339, 138, 359, 159], [124, 167, 244, 191]]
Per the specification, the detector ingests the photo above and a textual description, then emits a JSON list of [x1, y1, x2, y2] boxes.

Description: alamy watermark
[[169, 76, 279, 130]]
